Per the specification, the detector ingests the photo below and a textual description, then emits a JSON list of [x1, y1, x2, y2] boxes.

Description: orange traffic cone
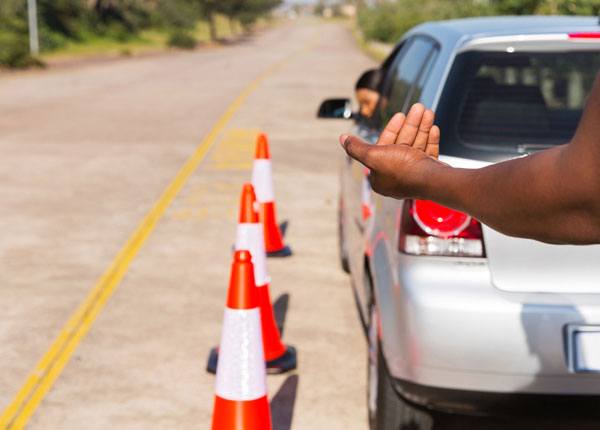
[[236, 184, 296, 373], [361, 168, 373, 220], [211, 250, 272, 430], [252, 133, 292, 257], [207, 184, 297, 375]]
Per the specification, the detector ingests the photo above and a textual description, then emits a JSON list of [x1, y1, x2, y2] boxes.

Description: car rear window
[[436, 49, 600, 160]]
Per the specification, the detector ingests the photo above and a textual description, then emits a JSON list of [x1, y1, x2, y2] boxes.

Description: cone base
[[266, 245, 292, 258], [207, 347, 219, 374], [206, 345, 297, 375], [265, 345, 297, 375]]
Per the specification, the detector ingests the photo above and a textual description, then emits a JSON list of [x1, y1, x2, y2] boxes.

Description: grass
[[41, 15, 242, 62], [323, 17, 392, 62], [351, 23, 393, 63], [41, 30, 166, 60]]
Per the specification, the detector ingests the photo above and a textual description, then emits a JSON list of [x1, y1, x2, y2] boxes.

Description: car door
[[348, 36, 440, 318]]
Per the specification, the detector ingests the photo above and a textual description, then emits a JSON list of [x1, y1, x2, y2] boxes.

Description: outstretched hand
[[340, 103, 442, 200]]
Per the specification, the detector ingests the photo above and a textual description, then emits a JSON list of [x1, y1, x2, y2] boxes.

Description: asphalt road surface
[[0, 19, 373, 429]]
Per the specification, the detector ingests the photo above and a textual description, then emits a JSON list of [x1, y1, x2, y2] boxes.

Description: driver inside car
[[355, 68, 383, 120]]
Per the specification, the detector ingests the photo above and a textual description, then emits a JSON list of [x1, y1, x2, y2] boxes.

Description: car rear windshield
[[436, 49, 600, 160]]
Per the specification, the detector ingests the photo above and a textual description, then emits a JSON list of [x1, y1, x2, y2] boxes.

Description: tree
[[91, 0, 153, 33], [491, 0, 544, 14], [38, 0, 87, 38], [539, 0, 600, 15], [157, 0, 199, 30], [234, 0, 282, 30], [197, 0, 281, 41], [197, 0, 219, 41]]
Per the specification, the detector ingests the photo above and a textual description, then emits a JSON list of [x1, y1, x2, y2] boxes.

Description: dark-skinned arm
[[341, 75, 600, 245]]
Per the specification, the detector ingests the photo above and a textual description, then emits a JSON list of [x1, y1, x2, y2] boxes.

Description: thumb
[[340, 134, 374, 169]]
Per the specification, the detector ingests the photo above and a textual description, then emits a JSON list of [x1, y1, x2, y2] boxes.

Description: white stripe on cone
[[361, 175, 372, 213], [215, 307, 267, 401], [251, 159, 274, 203], [235, 223, 269, 286]]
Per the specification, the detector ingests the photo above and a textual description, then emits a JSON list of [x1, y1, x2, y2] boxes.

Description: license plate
[[567, 325, 600, 373]]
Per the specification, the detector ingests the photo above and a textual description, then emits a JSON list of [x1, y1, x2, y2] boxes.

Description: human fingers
[[340, 134, 377, 169], [412, 109, 435, 151], [377, 112, 405, 145], [424, 125, 440, 159], [395, 103, 425, 146]]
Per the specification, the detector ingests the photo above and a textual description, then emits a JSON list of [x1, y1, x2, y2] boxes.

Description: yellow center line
[[0, 38, 315, 430]]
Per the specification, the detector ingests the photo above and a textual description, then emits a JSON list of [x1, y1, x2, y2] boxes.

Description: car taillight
[[569, 32, 600, 39], [399, 200, 485, 257]]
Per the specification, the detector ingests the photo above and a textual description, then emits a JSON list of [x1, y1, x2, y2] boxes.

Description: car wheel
[[368, 303, 436, 430], [338, 196, 350, 273]]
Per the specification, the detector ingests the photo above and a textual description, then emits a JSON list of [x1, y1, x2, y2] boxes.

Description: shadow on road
[[279, 220, 289, 238], [218, 33, 256, 46], [273, 293, 290, 337], [270, 375, 299, 430]]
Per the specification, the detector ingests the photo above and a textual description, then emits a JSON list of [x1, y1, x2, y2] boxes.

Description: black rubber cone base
[[267, 245, 292, 258], [205, 345, 297, 375], [266, 345, 297, 374], [206, 347, 219, 374]]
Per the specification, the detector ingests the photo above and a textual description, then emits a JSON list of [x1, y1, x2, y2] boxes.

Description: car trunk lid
[[483, 227, 600, 293], [441, 155, 600, 293]]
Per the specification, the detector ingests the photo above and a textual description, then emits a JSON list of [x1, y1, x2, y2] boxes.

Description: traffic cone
[[252, 133, 292, 257], [207, 184, 297, 375], [361, 168, 373, 220], [210, 250, 272, 430]]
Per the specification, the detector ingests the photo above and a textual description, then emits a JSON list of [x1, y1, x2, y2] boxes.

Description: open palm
[[340, 103, 442, 199]]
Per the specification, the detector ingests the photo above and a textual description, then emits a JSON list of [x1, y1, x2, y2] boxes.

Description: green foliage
[[357, 3, 402, 43], [38, 0, 88, 38], [157, 0, 200, 30], [0, 0, 38, 67], [168, 29, 197, 49], [0, 0, 281, 67], [242, 0, 281, 28], [358, 0, 493, 43], [0, 31, 43, 68], [201, 0, 281, 31], [92, 0, 154, 33], [538, 0, 600, 15], [491, 0, 544, 14], [39, 26, 69, 50], [313, 1, 326, 16], [358, 0, 600, 44]]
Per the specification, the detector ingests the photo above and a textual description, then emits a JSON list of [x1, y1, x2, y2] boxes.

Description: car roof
[[408, 16, 600, 44]]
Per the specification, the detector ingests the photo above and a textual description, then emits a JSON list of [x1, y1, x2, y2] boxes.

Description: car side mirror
[[317, 98, 353, 119]]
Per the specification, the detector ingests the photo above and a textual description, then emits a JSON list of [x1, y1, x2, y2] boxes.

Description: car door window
[[378, 37, 437, 126], [406, 47, 439, 107]]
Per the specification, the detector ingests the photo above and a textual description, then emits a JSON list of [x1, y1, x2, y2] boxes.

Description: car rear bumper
[[392, 378, 600, 419], [376, 253, 600, 396]]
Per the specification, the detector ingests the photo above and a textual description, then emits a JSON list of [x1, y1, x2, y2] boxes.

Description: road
[[0, 19, 374, 429]]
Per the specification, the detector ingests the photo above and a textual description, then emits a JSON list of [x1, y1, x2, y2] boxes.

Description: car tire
[[368, 303, 436, 430], [338, 197, 350, 273]]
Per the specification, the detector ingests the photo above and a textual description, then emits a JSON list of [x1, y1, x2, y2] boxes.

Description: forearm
[[422, 73, 600, 244], [343, 78, 600, 244], [422, 145, 600, 244]]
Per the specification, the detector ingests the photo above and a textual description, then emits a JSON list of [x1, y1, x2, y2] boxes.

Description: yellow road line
[[208, 128, 258, 171], [0, 41, 310, 430]]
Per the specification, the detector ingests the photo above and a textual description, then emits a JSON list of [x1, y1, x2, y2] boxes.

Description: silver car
[[319, 16, 600, 429]]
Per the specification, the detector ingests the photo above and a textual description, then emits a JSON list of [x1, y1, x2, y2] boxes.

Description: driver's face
[[356, 88, 379, 118]]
